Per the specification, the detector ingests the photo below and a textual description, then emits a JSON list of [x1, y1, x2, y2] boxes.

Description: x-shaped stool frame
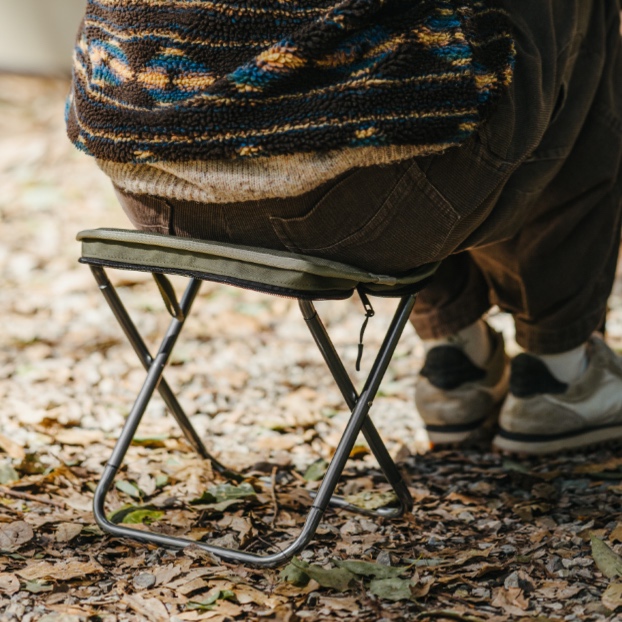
[[88, 265, 415, 567]]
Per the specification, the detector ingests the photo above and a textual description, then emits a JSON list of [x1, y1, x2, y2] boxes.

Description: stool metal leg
[[89, 266, 416, 566], [299, 298, 414, 518], [90, 267, 239, 480], [92, 275, 200, 509]]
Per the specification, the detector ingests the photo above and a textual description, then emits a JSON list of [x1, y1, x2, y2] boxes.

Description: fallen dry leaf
[[0, 434, 26, 460], [0, 521, 34, 552], [191, 600, 243, 620], [177, 578, 211, 596], [602, 582, 622, 612], [0, 573, 20, 595], [17, 560, 104, 581], [491, 587, 530, 616], [53, 428, 104, 446], [63, 493, 94, 513], [154, 563, 186, 586], [319, 595, 361, 613], [445, 491, 481, 506], [55, 522, 83, 543], [574, 457, 622, 474], [230, 583, 286, 608], [123, 594, 170, 622], [44, 603, 96, 619]]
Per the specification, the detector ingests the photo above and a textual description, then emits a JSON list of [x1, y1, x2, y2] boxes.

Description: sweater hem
[[98, 142, 454, 204]]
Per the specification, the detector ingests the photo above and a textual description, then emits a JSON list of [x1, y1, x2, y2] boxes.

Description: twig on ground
[[254, 535, 284, 556], [0, 486, 67, 509], [416, 610, 485, 622], [270, 465, 279, 526], [289, 470, 307, 483]]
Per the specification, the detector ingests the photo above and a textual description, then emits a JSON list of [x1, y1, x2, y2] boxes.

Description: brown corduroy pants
[[116, 0, 622, 355]]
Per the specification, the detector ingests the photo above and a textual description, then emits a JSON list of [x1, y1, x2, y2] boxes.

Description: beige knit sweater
[[97, 143, 443, 204]]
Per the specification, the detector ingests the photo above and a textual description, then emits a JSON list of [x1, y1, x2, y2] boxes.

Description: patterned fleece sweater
[[66, 0, 515, 202]]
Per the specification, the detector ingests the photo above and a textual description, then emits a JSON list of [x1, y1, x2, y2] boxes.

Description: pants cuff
[[514, 307, 607, 354], [411, 294, 491, 339]]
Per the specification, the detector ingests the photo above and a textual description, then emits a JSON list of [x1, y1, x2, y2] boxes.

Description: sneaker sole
[[493, 424, 622, 455], [426, 409, 500, 447], [428, 430, 477, 446]]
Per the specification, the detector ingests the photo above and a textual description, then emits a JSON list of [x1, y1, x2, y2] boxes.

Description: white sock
[[536, 344, 588, 384], [423, 319, 492, 368]]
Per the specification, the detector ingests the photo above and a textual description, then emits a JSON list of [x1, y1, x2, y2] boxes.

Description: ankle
[[423, 319, 492, 368], [532, 344, 588, 385]]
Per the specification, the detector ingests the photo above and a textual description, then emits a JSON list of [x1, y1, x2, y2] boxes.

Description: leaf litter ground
[[3, 75, 622, 622]]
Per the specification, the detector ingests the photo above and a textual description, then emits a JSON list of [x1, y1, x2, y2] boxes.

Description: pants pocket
[[270, 159, 460, 273]]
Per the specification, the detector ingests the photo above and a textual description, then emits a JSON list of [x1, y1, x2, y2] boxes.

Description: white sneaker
[[415, 327, 509, 446], [493, 335, 622, 454]]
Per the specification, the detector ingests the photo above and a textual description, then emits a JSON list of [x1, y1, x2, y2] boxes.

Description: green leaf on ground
[[289, 558, 355, 592], [283, 558, 411, 591], [280, 561, 310, 587], [502, 459, 532, 475], [344, 490, 398, 510], [22, 580, 53, 594], [209, 499, 249, 513], [407, 558, 444, 568], [0, 461, 19, 484], [155, 474, 169, 488], [190, 482, 256, 505], [188, 589, 236, 610], [303, 459, 328, 482], [80, 525, 103, 537], [189, 491, 218, 504], [108, 504, 160, 525], [369, 577, 414, 601], [335, 560, 409, 579], [591, 534, 622, 578], [115, 480, 142, 499], [121, 509, 163, 524], [17, 453, 46, 476], [132, 435, 168, 448]]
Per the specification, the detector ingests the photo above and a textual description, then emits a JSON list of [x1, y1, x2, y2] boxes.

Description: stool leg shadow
[[88, 266, 415, 566]]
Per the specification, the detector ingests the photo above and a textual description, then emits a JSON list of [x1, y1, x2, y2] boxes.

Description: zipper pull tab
[[356, 288, 375, 372]]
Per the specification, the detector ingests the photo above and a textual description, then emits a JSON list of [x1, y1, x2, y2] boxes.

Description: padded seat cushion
[[78, 228, 438, 299]]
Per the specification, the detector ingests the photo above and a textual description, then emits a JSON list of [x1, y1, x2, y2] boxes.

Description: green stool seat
[[78, 228, 438, 299]]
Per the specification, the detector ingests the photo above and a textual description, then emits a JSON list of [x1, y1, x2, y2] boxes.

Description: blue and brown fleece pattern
[[66, 0, 515, 162]]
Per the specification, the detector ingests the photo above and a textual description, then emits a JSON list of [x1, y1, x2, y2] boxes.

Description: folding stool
[[78, 228, 438, 567]]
